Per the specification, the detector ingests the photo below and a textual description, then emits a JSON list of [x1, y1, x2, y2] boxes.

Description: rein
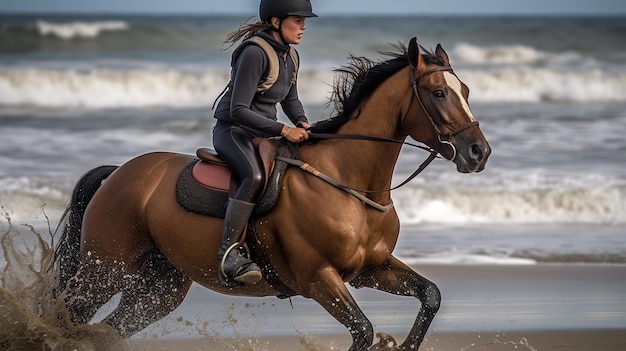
[[308, 132, 440, 192], [276, 133, 439, 212]]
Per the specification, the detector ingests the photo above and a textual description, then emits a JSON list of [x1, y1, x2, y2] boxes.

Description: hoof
[[367, 332, 397, 350]]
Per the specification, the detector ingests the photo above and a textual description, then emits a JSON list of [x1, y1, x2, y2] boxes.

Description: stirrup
[[219, 243, 262, 286]]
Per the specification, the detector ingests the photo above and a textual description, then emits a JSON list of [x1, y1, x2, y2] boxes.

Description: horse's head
[[403, 37, 490, 173]]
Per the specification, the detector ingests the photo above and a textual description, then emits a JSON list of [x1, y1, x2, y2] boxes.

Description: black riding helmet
[[259, 0, 318, 22]]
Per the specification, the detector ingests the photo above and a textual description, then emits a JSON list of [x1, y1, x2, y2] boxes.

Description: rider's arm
[[281, 80, 308, 128]]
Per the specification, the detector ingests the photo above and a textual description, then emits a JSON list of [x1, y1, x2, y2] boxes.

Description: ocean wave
[[2, 171, 624, 225], [0, 67, 333, 108], [0, 176, 69, 224], [451, 43, 548, 66], [400, 250, 626, 265], [0, 66, 625, 108], [401, 251, 537, 265], [393, 176, 626, 225], [0, 20, 191, 53], [35, 20, 130, 39], [0, 68, 229, 108], [459, 68, 626, 103], [449, 43, 597, 67], [0, 20, 132, 46]]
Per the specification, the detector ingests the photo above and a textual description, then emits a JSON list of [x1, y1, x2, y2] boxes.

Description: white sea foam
[[459, 68, 626, 103], [0, 176, 68, 225], [2, 170, 623, 226], [402, 253, 537, 265], [452, 43, 548, 66], [35, 20, 129, 39], [0, 68, 334, 108], [0, 65, 625, 108], [393, 172, 626, 226], [0, 68, 227, 108]]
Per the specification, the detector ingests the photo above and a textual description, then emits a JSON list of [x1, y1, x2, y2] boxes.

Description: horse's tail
[[52, 165, 119, 296]]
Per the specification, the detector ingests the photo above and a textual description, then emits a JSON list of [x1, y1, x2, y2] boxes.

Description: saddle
[[175, 137, 292, 219]]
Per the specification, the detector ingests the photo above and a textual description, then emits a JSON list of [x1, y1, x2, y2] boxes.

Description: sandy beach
[[129, 329, 626, 351], [121, 264, 626, 351]]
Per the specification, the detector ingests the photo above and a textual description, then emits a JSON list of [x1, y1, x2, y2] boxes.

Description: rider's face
[[272, 16, 307, 45]]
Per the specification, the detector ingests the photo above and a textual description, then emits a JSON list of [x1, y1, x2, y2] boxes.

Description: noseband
[[409, 65, 479, 161]]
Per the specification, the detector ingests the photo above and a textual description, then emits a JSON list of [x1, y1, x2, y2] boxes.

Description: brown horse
[[52, 37, 490, 351]]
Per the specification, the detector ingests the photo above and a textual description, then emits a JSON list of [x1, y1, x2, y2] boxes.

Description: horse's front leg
[[350, 256, 441, 351], [307, 268, 375, 351]]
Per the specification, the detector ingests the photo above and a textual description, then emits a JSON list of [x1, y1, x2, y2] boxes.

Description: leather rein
[[276, 64, 479, 212]]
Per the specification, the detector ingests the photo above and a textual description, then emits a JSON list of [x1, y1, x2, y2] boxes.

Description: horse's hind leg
[[350, 256, 441, 351], [63, 259, 131, 325], [102, 250, 191, 337]]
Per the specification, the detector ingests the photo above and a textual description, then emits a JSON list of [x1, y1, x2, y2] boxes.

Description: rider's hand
[[281, 124, 311, 143], [297, 121, 311, 129]]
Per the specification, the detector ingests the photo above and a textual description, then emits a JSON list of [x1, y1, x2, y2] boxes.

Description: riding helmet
[[259, 0, 318, 22]]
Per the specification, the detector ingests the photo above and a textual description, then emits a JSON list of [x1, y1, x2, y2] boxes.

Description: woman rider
[[213, 0, 317, 286]]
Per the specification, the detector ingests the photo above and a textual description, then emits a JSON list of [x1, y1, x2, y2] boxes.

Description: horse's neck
[[357, 66, 413, 129], [306, 68, 412, 196]]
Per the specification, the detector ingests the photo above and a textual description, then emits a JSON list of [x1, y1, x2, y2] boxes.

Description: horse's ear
[[408, 37, 418, 67], [435, 43, 451, 66], [408, 37, 425, 70]]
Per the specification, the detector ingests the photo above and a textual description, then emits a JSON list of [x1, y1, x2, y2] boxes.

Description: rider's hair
[[221, 18, 271, 49]]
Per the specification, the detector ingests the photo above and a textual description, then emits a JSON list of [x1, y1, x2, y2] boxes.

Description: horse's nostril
[[470, 143, 483, 161]]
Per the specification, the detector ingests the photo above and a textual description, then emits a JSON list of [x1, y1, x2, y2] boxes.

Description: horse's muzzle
[[452, 138, 491, 173]]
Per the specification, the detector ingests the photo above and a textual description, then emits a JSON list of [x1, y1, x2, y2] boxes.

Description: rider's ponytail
[[221, 18, 271, 49]]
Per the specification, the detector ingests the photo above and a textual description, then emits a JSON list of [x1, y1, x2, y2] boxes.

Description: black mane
[[310, 43, 444, 134]]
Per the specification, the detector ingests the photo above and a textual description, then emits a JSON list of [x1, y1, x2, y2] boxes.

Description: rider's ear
[[435, 44, 451, 67], [408, 37, 425, 71]]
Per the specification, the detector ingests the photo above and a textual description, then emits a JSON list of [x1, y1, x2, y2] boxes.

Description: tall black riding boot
[[217, 199, 262, 286]]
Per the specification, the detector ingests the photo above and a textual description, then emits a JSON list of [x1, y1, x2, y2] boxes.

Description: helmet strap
[[268, 17, 287, 44]]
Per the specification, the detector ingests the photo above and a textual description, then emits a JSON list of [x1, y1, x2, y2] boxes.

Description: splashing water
[[493, 337, 539, 351], [0, 211, 129, 351]]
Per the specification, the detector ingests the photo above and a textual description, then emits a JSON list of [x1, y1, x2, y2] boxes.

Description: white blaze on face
[[443, 71, 476, 122]]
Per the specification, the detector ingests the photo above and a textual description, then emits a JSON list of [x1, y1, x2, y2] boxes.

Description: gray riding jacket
[[213, 31, 307, 136]]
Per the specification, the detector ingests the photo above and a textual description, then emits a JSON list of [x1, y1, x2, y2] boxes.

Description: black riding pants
[[212, 122, 265, 203]]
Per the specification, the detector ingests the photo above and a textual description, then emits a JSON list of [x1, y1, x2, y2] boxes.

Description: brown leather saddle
[[193, 137, 276, 197], [175, 138, 291, 219]]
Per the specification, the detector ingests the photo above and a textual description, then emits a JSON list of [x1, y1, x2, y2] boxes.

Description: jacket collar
[[255, 31, 290, 55]]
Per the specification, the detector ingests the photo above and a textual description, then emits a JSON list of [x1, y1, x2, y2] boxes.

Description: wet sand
[[125, 264, 626, 351], [130, 329, 626, 351]]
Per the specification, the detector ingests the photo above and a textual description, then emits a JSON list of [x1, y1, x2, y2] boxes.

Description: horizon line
[[1, 11, 625, 17]]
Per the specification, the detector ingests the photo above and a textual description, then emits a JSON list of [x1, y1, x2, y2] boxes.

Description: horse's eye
[[432, 90, 445, 98]]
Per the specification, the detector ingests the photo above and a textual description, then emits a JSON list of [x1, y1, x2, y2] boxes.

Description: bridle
[[409, 65, 480, 162], [276, 63, 480, 211]]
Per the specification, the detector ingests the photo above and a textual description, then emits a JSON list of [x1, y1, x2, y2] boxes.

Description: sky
[[1, 0, 626, 16]]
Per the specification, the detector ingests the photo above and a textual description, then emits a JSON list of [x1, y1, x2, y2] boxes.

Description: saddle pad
[[175, 139, 297, 218], [176, 160, 231, 218]]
